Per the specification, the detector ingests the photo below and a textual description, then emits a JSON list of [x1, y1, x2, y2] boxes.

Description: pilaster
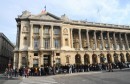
[[51, 25, 55, 49], [40, 25, 44, 49], [125, 33, 129, 50], [107, 32, 111, 50], [119, 33, 123, 50], [113, 32, 117, 50], [79, 29, 83, 50], [101, 31, 105, 50], [94, 31, 97, 50], [86, 29, 90, 50], [18, 53, 21, 69], [29, 24, 33, 50]]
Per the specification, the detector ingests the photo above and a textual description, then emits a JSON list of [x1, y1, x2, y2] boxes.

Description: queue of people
[[3, 62, 129, 78]]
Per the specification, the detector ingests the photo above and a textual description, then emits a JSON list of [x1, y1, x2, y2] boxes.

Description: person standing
[[14, 68, 18, 77], [108, 63, 113, 72], [69, 64, 72, 74]]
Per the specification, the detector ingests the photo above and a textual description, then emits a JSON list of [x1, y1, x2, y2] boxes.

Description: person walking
[[108, 63, 113, 72]]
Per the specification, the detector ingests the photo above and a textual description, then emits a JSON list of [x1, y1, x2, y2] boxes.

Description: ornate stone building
[[14, 10, 130, 69]]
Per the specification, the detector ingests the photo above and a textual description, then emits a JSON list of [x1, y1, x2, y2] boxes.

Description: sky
[[0, 0, 130, 44]]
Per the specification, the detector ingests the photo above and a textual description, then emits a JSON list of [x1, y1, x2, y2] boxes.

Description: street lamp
[[52, 51, 55, 75]]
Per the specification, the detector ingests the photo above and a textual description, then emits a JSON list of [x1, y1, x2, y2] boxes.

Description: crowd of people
[[3, 62, 130, 78]]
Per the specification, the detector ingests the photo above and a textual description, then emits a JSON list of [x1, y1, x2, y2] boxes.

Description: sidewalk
[[1, 68, 130, 79], [48, 68, 130, 77]]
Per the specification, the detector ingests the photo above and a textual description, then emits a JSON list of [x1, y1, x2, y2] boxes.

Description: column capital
[[86, 29, 90, 32], [100, 31, 104, 33], [40, 25, 44, 27], [30, 23, 33, 26], [71, 28, 73, 30]]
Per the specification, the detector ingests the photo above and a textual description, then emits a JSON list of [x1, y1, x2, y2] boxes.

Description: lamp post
[[52, 50, 55, 75]]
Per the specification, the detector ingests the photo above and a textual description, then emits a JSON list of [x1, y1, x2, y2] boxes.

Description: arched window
[[113, 53, 119, 63], [84, 54, 90, 64], [75, 54, 81, 64], [100, 53, 105, 63], [126, 53, 130, 62], [120, 53, 125, 63], [92, 54, 98, 64], [107, 54, 112, 63]]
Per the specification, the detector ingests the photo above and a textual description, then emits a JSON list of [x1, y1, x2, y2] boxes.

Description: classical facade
[[14, 10, 130, 69], [0, 33, 14, 71]]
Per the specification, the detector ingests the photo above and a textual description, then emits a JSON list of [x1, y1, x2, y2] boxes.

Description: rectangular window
[[54, 39, 60, 48], [122, 44, 125, 50], [93, 44, 96, 50], [105, 43, 109, 49], [22, 57, 26, 67], [66, 57, 69, 63], [56, 58, 61, 64], [43, 38, 50, 49], [33, 26, 39, 33], [117, 44, 120, 50], [34, 52, 38, 56], [33, 59, 38, 67], [44, 26, 50, 34], [34, 38, 39, 49], [56, 53, 60, 56], [100, 44, 103, 50], [54, 27, 60, 35]]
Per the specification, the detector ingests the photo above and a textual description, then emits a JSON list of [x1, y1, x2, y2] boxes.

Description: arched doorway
[[100, 53, 105, 63], [126, 53, 130, 62], [120, 53, 125, 63], [107, 53, 112, 63], [84, 54, 90, 64], [92, 54, 98, 64], [113, 53, 119, 63], [75, 54, 81, 64]]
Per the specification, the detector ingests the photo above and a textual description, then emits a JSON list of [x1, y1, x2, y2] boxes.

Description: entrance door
[[43, 55, 51, 66]]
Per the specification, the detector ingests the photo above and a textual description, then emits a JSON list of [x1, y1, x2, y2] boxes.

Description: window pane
[[54, 27, 60, 34], [33, 26, 39, 33], [44, 39, 50, 49], [34, 38, 39, 49]]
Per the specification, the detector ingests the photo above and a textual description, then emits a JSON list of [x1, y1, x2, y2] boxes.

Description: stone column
[[60, 26, 63, 49], [107, 32, 111, 50], [18, 53, 21, 69], [19, 25, 22, 50], [113, 32, 117, 50], [119, 33, 123, 50], [86, 30, 90, 50], [125, 33, 129, 50], [40, 52, 43, 66], [13, 53, 16, 69], [29, 24, 33, 49], [94, 31, 97, 50], [15, 25, 19, 50], [79, 29, 83, 50], [51, 25, 54, 49], [40, 25, 44, 49], [100, 31, 105, 50], [71, 28, 74, 48]]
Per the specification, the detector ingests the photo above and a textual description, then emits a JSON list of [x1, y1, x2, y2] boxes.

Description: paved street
[[0, 69, 130, 84]]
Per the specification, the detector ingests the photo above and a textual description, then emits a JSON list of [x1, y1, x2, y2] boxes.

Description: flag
[[41, 5, 46, 13], [44, 5, 46, 11]]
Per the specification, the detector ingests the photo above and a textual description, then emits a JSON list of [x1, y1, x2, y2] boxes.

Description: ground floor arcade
[[14, 50, 130, 69]]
